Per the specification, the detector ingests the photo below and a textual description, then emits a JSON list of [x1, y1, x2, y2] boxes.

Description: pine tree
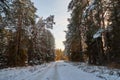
[[28, 16, 55, 65], [64, 0, 87, 61], [82, 0, 105, 65], [0, 0, 11, 68], [7, 0, 37, 66], [110, 0, 120, 63]]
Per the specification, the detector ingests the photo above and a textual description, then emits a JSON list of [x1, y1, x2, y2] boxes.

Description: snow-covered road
[[0, 61, 119, 80], [25, 61, 103, 80], [41, 61, 104, 80]]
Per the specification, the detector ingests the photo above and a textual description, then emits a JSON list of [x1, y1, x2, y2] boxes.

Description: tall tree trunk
[[111, 0, 120, 63]]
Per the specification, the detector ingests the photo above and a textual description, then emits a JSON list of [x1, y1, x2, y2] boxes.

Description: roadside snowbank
[[0, 63, 49, 80], [71, 62, 120, 80]]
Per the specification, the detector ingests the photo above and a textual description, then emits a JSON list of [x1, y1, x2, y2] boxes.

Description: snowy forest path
[[24, 61, 104, 80]]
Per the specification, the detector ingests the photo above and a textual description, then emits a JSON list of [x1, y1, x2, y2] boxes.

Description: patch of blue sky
[[31, 0, 71, 50]]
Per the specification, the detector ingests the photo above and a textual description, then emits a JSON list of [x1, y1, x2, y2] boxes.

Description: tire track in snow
[[50, 62, 61, 80], [38, 62, 61, 80]]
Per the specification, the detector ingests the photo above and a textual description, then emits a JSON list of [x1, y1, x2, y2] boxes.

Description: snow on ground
[[71, 62, 120, 80], [0, 61, 120, 80], [55, 61, 103, 80], [0, 63, 50, 80]]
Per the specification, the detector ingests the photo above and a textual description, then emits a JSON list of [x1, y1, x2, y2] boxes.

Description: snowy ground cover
[[71, 62, 120, 80], [0, 61, 119, 80], [0, 63, 50, 80]]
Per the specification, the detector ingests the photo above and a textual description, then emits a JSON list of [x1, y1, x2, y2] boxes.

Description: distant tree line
[[0, 0, 55, 69], [64, 0, 120, 67], [55, 49, 68, 61]]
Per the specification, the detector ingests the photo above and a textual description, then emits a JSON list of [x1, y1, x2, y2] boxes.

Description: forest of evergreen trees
[[0, 0, 120, 69], [0, 0, 55, 68], [64, 0, 120, 67]]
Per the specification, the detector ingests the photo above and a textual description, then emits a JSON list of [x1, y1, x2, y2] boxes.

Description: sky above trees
[[32, 0, 71, 50]]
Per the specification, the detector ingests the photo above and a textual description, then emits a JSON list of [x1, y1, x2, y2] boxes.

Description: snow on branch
[[93, 26, 113, 39], [93, 28, 104, 39], [83, 0, 97, 18]]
